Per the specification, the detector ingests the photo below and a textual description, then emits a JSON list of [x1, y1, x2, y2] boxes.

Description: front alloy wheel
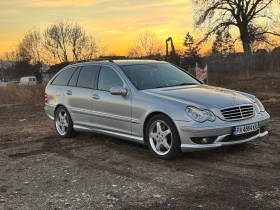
[[146, 114, 181, 159], [149, 120, 172, 156]]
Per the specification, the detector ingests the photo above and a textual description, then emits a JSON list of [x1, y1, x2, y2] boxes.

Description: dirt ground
[[0, 103, 279, 210]]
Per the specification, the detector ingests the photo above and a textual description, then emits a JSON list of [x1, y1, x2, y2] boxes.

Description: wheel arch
[[143, 111, 179, 144], [54, 104, 74, 122]]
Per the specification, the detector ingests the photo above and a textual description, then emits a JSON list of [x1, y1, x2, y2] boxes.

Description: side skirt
[[73, 125, 145, 145]]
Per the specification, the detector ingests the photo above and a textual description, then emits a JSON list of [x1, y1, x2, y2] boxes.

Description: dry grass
[[0, 84, 46, 105]]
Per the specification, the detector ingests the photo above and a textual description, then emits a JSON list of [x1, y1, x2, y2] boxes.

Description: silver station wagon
[[45, 59, 270, 159]]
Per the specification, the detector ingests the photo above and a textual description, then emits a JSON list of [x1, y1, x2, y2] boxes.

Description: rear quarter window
[[68, 67, 81, 86], [52, 67, 76, 86]]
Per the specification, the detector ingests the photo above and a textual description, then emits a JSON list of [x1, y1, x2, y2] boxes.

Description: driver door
[[91, 66, 132, 134]]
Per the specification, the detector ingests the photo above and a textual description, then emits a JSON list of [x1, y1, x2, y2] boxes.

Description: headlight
[[255, 98, 265, 113], [186, 107, 216, 122]]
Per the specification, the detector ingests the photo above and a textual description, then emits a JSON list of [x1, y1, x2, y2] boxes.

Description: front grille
[[220, 104, 254, 121]]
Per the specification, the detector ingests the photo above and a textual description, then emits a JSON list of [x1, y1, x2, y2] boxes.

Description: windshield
[[121, 63, 201, 90]]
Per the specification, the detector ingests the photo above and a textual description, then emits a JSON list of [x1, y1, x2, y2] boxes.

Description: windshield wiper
[[175, 83, 197, 86], [156, 83, 197, 88]]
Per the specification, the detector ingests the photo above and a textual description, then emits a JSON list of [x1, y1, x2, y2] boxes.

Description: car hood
[[142, 85, 253, 110]]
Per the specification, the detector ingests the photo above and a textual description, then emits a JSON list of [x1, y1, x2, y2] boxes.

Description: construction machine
[[165, 37, 181, 66]]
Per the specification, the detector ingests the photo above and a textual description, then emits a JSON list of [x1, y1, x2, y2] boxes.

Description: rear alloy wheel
[[55, 106, 77, 138], [146, 114, 181, 159]]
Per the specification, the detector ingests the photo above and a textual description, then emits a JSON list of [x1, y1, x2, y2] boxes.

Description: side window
[[68, 67, 81, 86], [98, 66, 123, 91], [76, 65, 98, 89], [52, 68, 76, 86], [33, 78, 36, 82], [29, 78, 32, 82]]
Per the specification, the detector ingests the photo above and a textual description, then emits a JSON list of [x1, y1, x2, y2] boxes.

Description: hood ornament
[[231, 93, 236, 101]]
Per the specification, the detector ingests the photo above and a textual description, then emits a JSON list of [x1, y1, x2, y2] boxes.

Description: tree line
[[3, 20, 105, 65]]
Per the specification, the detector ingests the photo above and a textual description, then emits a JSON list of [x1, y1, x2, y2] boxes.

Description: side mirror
[[110, 86, 127, 96]]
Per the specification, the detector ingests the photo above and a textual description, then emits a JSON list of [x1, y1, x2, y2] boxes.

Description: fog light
[[190, 136, 218, 144], [201, 138, 208, 144]]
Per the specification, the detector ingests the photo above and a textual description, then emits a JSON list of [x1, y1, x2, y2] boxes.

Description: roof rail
[[70, 58, 114, 64], [137, 56, 164, 61]]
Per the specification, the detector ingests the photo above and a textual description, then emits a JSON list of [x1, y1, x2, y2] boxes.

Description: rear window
[[52, 68, 76, 86], [76, 65, 99, 89]]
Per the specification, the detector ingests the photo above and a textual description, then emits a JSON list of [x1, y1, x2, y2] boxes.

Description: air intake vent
[[220, 104, 254, 121]]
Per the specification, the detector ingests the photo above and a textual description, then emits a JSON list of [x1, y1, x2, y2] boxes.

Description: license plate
[[233, 123, 258, 136]]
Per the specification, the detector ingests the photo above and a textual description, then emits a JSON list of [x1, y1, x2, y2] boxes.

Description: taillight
[[45, 92, 48, 104]]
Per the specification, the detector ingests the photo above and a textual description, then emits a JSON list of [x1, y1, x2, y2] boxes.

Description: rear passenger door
[[64, 65, 98, 127], [91, 66, 132, 134]]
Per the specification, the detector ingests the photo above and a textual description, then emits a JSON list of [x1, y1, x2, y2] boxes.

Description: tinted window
[[68, 67, 81, 86], [98, 66, 123, 91], [77, 65, 98, 89], [122, 64, 200, 90], [52, 68, 76, 86]]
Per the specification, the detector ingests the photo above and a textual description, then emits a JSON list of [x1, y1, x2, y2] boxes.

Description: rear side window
[[52, 68, 76, 86], [77, 65, 98, 89], [68, 67, 81, 86]]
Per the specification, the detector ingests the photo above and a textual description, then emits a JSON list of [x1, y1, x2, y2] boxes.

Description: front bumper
[[181, 130, 268, 152], [174, 111, 270, 152]]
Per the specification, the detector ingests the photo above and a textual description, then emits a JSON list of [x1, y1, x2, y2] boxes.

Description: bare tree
[[43, 20, 104, 63], [3, 46, 19, 62], [192, 0, 280, 52], [44, 20, 72, 62], [127, 45, 144, 58], [18, 28, 42, 63], [127, 30, 164, 57]]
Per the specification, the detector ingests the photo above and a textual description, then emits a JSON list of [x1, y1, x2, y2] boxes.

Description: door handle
[[92, 94, 100, 99], [66, 90, 72, 95]]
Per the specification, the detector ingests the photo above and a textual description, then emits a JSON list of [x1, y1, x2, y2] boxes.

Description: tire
[[145, 114, 181, 159], [54, 106, 77, 138]]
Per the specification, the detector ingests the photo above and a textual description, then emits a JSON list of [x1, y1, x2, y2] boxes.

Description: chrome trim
[[220, 104, 254, 121], [73, 125, 145, 144], [131, 118, 141, 124], [219, 103, 253, 110], [214, 134, 228, 142], [46, 114, 54, 120], [71, 108, 132, 123], [181, 131, 268, 152]]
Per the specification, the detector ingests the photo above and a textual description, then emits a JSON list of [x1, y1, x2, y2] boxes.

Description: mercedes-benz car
[[44, 59, 269, 159]]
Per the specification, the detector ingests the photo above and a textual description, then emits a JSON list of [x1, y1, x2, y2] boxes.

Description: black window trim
[[67, 67, 81, 87]]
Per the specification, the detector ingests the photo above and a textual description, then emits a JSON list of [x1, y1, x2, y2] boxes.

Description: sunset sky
[[0, 0, 197, 56]]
